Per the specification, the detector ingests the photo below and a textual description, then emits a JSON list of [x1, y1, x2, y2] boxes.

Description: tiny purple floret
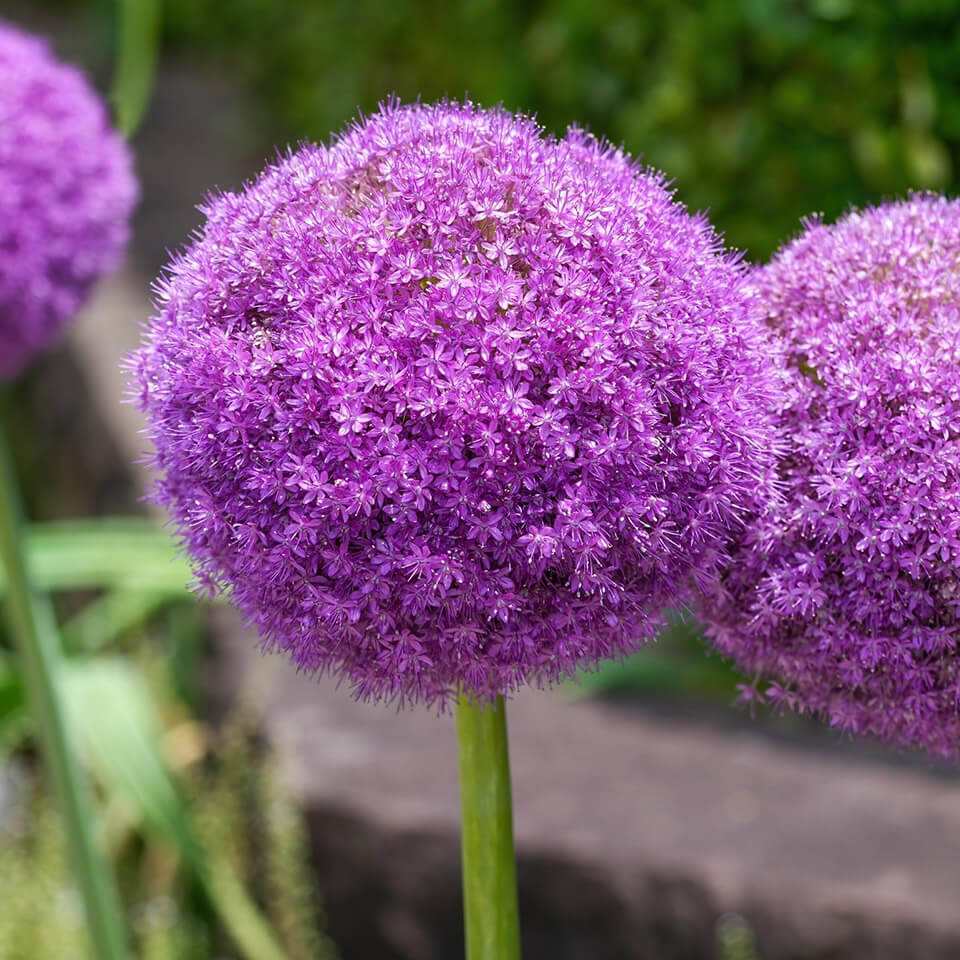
[[0, 21, 137, 379], [701, 195, 960, 757], [131, 100, 778, 707]]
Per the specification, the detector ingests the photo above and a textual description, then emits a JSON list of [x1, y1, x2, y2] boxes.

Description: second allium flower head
[[0, 22, 137, 379], [702, 195, 960, 757], [132, 100, 779, 706]]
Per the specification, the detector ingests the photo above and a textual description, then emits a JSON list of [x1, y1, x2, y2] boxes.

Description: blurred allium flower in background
[[0, 21, 137, 379], [702, 195, 960, 757], [131, 100, 778, 706]]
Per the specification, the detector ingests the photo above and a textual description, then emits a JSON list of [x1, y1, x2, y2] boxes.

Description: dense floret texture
[[131, 100, 778, 706], [0, 21, 136, 378], [701, 195, 960, 757]]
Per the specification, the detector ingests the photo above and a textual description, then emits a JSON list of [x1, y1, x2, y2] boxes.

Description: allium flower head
[[0, 21, 137, 378], [131, 100, 777, 706], [702, 195, 960, 757]]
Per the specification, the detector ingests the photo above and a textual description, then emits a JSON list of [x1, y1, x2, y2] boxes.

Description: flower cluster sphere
[[0, 22, 137, 379], [702, 195, 960, 756], [132, 101, 778, 706]]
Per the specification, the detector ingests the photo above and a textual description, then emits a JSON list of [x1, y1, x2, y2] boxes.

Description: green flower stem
[[111, 0, 160, 137], [455, 693, 521, 960], [0, 423, 130, 960]]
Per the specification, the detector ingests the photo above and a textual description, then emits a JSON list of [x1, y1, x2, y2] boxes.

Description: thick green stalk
[[455, 693, 521, 960], [0, 425, 130, 960]]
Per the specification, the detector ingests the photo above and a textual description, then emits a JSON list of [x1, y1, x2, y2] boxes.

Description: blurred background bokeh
[[32, 0, 960, 261], [4, 1, 960, 958]]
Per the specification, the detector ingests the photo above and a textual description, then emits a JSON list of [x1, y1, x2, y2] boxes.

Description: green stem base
[[455, 693, 521, 960]]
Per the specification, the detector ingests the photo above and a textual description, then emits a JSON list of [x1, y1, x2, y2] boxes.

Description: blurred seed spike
[[188, 707, 337, 959], [262, 756, 339, 959], [192, 707, 261, 883]]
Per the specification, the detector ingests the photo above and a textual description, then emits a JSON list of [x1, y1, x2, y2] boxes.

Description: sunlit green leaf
[[62, 590, 183, 652], [0, 519, 195, 596], [61, 658, 192, 846]]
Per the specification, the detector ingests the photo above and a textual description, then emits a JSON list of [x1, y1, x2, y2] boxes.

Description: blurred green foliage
[[0, 520, 335, 959], [0, 706, 336, 960], [573, 611, 741, 700], [154, 0, 960, 259]]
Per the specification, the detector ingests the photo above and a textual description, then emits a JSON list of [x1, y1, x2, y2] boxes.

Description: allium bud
[[131, 100, 778, 707], [702, 195, 960, 757], [0, 22, 137, 378]]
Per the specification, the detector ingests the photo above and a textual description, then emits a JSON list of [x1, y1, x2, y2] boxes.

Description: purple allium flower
[[701, 195, 960, 757], [130, 100, 777, 707], [0, 21, 137, 379]]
